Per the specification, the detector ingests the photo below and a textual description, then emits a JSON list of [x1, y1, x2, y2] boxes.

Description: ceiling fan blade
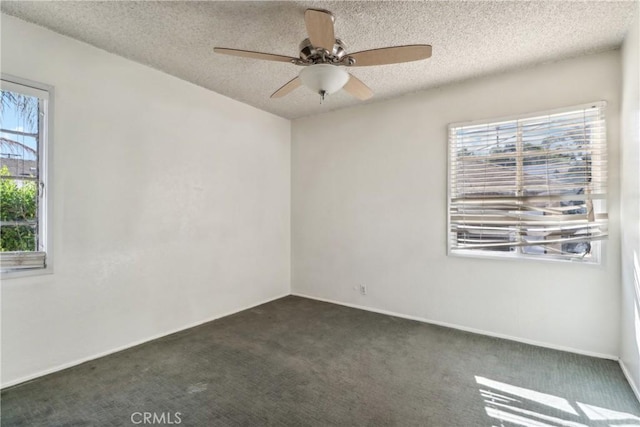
[[305, 9, 336, 52], [214, 47, 297, 64], [348, 45, 432, 67], [271, 77, 302, 98], [343, 74, 373, 100]]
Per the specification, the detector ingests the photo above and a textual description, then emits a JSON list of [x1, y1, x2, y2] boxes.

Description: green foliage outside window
[[0, 166, 37, 251]]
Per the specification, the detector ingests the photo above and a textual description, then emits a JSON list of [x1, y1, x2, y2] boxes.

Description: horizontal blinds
[[449, 103, 607, 259], [0, 251, 46, 271]]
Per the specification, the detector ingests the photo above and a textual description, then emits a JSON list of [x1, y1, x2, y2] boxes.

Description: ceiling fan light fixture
[[299, 64, 349, 98], [215, 8, 432, 102]]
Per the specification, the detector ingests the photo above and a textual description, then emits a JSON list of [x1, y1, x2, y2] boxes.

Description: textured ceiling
[[1, 1, 637, 119]]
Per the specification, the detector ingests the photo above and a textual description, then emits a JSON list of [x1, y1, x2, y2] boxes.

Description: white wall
[[292, 50, 622, 357], [0, 14, 290, 387], [619, 5, 640, 398]]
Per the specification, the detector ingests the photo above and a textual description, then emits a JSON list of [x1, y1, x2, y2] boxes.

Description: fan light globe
[[299, 64, 349, 97]]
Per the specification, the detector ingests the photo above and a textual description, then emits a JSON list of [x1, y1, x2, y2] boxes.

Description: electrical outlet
[[359, 284, 367, 295]]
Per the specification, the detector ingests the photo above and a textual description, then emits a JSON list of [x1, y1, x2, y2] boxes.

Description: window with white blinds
[[448, 102, 607, 263]]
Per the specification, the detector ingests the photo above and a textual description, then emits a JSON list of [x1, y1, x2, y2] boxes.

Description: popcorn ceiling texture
[[1, 1, 636, 119]]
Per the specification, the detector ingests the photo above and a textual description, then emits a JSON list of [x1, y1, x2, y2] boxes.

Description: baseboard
[[619, 360, 640, 403], [1, 293, 289, 389], [292, 292, 619, 361]]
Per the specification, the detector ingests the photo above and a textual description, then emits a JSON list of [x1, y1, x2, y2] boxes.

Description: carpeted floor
[[2, 296, 639, 426]]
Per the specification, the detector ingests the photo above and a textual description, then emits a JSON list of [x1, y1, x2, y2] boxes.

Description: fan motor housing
[[298, 38, 349, 64]]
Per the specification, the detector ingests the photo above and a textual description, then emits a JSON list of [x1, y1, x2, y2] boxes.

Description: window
[[1, 76, 53, 275], [448, 102, 607, 263]]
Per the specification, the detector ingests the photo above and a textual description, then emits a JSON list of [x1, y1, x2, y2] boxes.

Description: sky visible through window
[[1, 90, 38, 163]]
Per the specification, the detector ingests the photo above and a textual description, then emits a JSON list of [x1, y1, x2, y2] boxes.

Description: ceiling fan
[[214, 8, 432, 101]]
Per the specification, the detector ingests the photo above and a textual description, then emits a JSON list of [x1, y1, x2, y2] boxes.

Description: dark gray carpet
[[2, 296, 639, 426]]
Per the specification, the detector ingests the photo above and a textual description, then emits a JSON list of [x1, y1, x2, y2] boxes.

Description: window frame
[[446, 101, 607, 265], [1, 74, 54, 278]]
